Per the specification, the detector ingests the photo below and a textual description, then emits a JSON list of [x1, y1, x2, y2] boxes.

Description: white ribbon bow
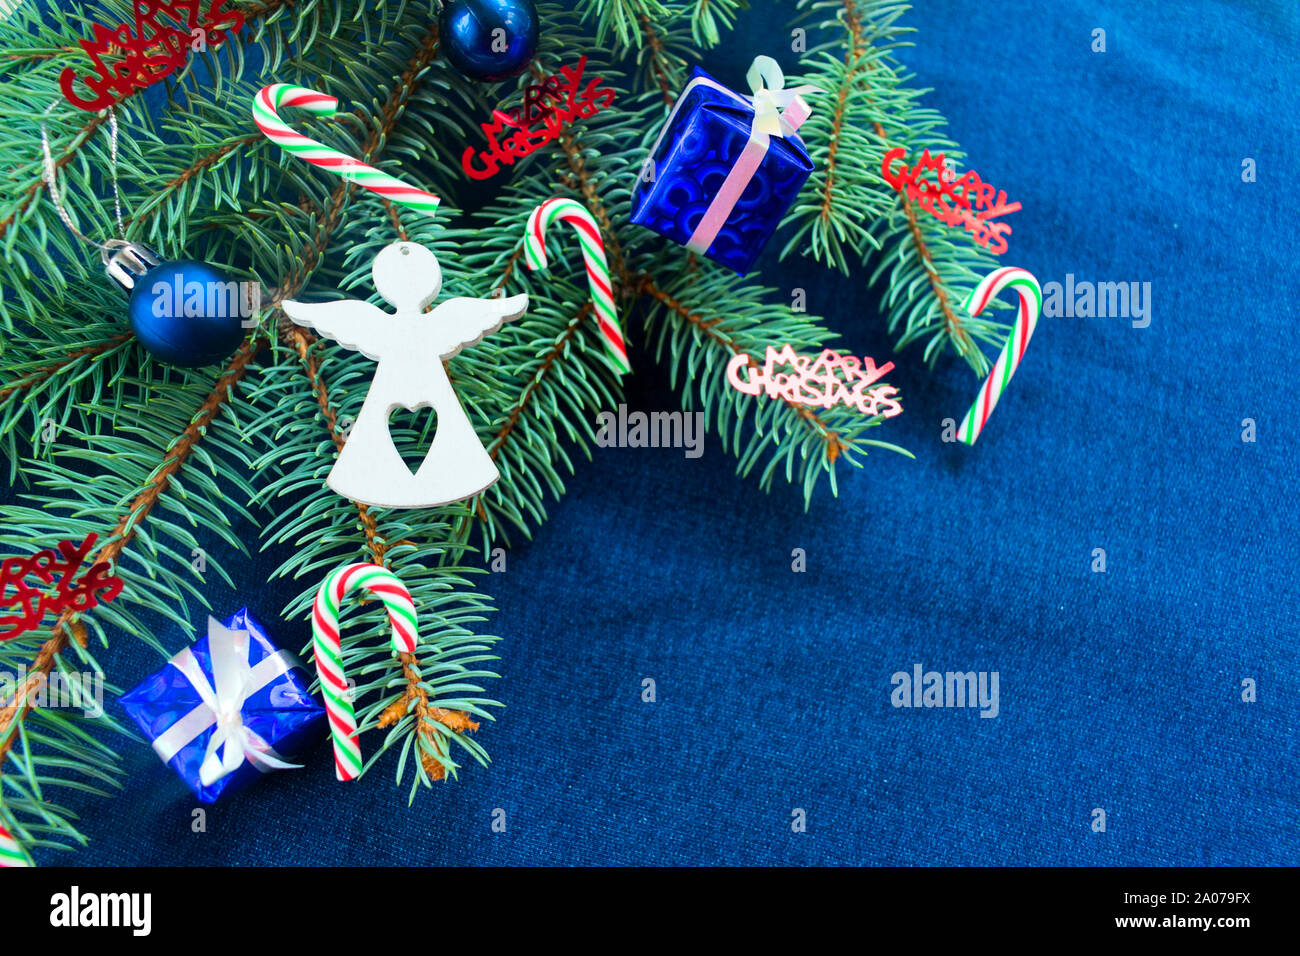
[[745, 55, 820, 138], [151, 617, 302, 787]]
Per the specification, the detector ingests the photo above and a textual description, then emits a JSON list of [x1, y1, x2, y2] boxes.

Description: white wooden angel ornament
[[283, 242, 527, 508]]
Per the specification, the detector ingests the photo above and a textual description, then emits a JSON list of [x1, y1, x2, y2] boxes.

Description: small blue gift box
[[120, 608, 326, 803], [630, 57, 818, 275]]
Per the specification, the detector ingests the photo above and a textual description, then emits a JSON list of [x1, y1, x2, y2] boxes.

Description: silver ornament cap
[[102, 239, 161, 293]]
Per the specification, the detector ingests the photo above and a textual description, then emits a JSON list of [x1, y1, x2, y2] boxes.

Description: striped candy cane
[[253, 84, 440, 219], [956, 267, 1043, 445], [524, 198, 630, 374], [312, 563, 417, 781], [0, 822, 29, 867]]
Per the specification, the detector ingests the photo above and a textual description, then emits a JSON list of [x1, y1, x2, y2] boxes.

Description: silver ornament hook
[[101, 238, 160, 292], [39, 101, 127, 252]]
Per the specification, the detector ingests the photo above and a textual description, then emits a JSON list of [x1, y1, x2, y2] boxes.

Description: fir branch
[[444, 44, 637, 543], [125, 134, 263, 229], [637, 12, 684, 103], [880, 193, 981, 365], [0, 0, 294, 247], [0, 335, 266, 854], [782, 0, 1009, 373], [381, 651, 482, 783], [544, 74, 891, 500], [452, 21, 911, 528], [262, 324, 499, 792], [486, 301, 595, 467], [0, 334, 131, 408], [1, 333, 266, 721], [240, 22, 496, 791], [639, 270, 911, 502], [0, 112, 107, 245], [686, 0, 744, 48], [247, 332, 502, 791], [578, 0, 670, 51]]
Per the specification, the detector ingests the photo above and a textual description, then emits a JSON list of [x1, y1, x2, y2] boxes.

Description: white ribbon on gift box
[[150, 617, 303, 787], [638, 55, 820, 256]]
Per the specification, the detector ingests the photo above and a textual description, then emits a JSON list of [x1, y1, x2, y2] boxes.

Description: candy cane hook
[[524, 198, 630, 374], [956, 267, 1043, 445], [312, 563, 418, 781], [253, 84, 441, 219]]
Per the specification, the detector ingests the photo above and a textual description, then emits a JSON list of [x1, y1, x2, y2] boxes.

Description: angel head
[[373, 242, 442, 312]]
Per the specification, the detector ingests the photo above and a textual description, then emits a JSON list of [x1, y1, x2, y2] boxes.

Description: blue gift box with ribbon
[[120, 608, 326, 803], [630, 56, 819, 275]]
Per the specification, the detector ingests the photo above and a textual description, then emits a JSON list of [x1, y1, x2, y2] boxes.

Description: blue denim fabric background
[[23, 0, 1300, 865]]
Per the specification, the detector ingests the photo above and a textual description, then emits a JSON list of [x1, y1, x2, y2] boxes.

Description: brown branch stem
[[0, 334, 132, 405], [818, 0, 869, 228], [638, 13, 677, 105], [125, 135, 263, 228], [488, 303, 591, 460], [380, 652, 480, 781]]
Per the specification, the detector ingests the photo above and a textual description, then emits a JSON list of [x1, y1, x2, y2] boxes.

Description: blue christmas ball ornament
[[112, 249, 250, 367], [439, 0, 539, 82]]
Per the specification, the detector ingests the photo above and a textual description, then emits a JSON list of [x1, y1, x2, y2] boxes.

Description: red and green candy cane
[[312, 563, 417, 781], [524, 198, 630, 374], [956, 267, 1044, 445], [0, 820, 28, 867], [253, 84, 441, 219]]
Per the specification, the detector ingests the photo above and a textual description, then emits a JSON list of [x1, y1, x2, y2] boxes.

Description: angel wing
[[281, 298, 393, 360], [427, 293, 529, 359]]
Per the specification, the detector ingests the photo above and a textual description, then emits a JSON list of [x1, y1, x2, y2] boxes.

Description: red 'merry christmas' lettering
[[59, 1, 244, 111], [0, 534, 124, 642], [462, 57, 616, 180], [882, 147, 1021, 255]]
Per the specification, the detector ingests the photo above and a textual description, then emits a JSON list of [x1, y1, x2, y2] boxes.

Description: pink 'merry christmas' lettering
[[726, 346, 903, 418]]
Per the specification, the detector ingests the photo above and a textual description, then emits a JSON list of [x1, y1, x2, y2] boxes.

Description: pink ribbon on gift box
[[641, 55, 820, 256]]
